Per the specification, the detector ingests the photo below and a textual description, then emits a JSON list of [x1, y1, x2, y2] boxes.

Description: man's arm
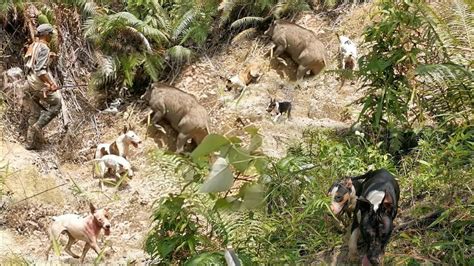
[[34, 44, 58, 91]]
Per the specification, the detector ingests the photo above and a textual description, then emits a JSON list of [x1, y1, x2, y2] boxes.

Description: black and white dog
[[349, 169, 400, 265], [266, 98, 292, 122]]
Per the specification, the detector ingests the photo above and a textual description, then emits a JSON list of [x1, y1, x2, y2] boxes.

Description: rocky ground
[[0, 3, 375, 264]]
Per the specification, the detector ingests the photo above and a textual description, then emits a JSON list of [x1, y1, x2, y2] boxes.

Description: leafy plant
[[356, 0, 473, 142]]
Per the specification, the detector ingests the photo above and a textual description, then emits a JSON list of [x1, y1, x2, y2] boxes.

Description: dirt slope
[[0, 3, 375, 264]]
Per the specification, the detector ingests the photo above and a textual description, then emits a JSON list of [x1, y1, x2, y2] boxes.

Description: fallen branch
[[12, 183, 68, 205]]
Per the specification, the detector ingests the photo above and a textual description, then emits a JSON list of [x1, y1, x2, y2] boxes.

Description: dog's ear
[[381, 189, 394, 214], [357, 197, 372, 213], [129, 123, 134, 131], [89, 202, 97, 214], [123, 125, 128, 134], [343, 177, 353, 189]]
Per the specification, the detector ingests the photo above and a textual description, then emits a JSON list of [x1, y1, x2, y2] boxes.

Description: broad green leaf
[[184, 252, 225, 266], [244, 125, 259, 135], [191, 134, 230, 161], [240, 183, 265, 209], [213, 196, 238, 210], [247, 134, 263, 153], [199, 157, 234, 193], [228, 147, 253, 172], [253, 157, 268, 174], [276, 156, 294, 171]]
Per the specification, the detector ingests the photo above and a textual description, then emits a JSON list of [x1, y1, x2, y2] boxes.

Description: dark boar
[[265, 20, 327, 80], [142, 83, 209, 153]]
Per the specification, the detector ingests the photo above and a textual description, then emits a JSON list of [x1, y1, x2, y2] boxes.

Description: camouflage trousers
[[24, 85, 62, 149]]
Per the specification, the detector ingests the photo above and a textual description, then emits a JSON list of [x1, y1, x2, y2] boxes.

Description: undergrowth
[[144, 125, 472, 264]]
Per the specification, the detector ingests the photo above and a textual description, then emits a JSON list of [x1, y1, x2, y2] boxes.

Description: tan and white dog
[[45, 203, 111, 263], [225, 63, 262, 93], [95, 126, 142, 159]]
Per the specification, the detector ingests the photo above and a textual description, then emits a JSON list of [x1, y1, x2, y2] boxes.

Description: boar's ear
[[89, 202, 96, 214], [357, 197, 372, 212], [381, 190, 394, 213]]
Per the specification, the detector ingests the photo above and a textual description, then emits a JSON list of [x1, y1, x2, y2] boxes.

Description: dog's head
[[123, 125, 142, 147], [327, 177, 355, 216], [225, 75, 242, 91], [266, 98, 277, 113], [90, 203, 111, 236], [358, 191, 396, 265]]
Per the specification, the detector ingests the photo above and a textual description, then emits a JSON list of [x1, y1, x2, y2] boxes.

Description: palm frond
[[230, 16, 264, 30], [416, 63, 474, 123], [422, 0, 474, 65], [82, 1, 98, 18]]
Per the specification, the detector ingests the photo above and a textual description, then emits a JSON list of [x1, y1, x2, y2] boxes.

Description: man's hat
[[36, 24, 54, 36]]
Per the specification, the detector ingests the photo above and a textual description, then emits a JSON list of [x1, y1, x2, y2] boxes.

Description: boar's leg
[[151, 111, 167, 134], [176, 132, 189, 154], [273, 45, 286, 59], [296, 65, 309, 80]]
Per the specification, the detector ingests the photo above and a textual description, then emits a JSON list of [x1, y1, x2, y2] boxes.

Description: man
[[24, 23, 61, 150]]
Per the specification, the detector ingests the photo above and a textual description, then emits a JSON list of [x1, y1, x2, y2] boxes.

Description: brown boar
[[142, 83, 209, 153], [265, 20, 327, 80]]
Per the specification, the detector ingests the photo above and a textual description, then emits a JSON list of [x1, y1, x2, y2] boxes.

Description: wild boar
[[265, 20, 327, 80], [142, 83, 209, 153]]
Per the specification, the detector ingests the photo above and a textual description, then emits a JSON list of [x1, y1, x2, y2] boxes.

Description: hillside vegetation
[[0, 0, 472, 265]]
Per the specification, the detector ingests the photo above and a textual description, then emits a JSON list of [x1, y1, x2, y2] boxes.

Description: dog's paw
[[348, 251, 359, 262]]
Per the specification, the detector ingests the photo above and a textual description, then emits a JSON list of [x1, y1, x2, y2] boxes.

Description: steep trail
[[0, 4, 374, 264]]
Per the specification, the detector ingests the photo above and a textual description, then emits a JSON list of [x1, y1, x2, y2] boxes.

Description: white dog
[[93, 154, 134, 179], [45, 203, 111, 263], [337, 34, 358, 71], [95, 126, 141, 159]]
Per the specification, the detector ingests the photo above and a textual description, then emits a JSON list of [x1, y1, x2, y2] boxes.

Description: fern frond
[[231, 28, 257, 44], [218, 0, 242, 25], [172, 9, 196, 42], [143, 54, 163, 81], [167, 45, 192, 64], [274, 0, 310, 19], [126, 26, 153, 52], [230, 16, 264, 30], [91, 55, 118, 87]]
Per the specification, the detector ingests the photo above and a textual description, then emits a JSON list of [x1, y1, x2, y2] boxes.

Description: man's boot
[[25, 124, 40, 150]]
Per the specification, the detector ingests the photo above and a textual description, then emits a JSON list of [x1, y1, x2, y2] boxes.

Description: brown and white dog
[[226, 63, 262, 93], [327, 177, 360, 220], [95, 126, 142, 159], [45, 203, 111, 263]]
